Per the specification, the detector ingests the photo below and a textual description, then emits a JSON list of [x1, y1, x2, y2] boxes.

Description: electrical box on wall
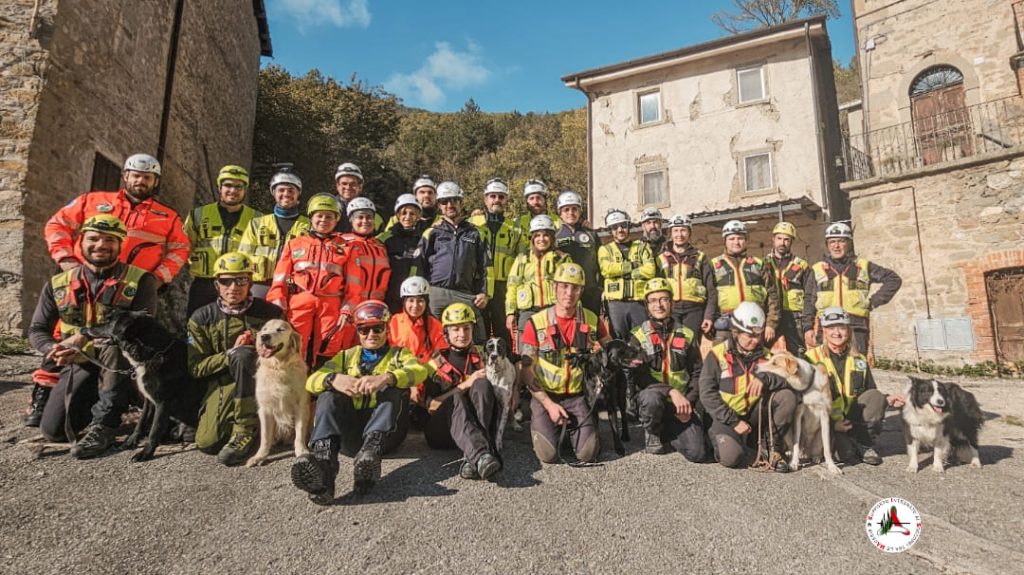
[[916, 318, 975, 351]]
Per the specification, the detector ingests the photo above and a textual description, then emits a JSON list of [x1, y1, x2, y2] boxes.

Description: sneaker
[[476, 453, 501, 480], [645, 431, 668, 455], [71, 424, 116, 459], [217, 430, 257, 466], [459, 461, 479, 479], [859, 445, 882, 466], [291, 454, 337, 505], [23, 384, 51, 428], [353, 431, 385, 494]]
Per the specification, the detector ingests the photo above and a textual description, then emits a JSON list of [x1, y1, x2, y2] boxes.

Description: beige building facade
[[562, 17, 844, 257], [0, 0, 271, 334], [843, 0, 1024, 367]]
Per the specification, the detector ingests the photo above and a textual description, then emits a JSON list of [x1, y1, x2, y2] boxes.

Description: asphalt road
[[1, 353, 1022, 575]]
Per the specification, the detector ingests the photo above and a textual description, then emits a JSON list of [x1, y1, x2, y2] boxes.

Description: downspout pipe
[[158, 0, 186, 163], [573, 77, 595, 221], [805, 22, 830, 216]]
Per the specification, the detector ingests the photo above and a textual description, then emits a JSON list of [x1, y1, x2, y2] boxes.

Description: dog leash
[[749, 391, 777, 472]]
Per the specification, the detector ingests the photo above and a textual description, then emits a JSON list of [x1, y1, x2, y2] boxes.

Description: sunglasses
[[357, 325, 385, 336], [610, 223, 630, 231], [221, 182, 246, 190], [216, 277, 250, 287], [437, 198, 460, 206]]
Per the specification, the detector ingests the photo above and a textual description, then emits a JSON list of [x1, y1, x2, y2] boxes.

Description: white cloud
[[277, 0, 371, 30], [385, 42, 492, 108]]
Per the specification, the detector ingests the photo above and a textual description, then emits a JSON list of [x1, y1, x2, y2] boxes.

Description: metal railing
[[842, 96, 1024, 181]]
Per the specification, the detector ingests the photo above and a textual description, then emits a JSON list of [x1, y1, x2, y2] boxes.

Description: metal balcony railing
[[842, 96, 1024, 181]]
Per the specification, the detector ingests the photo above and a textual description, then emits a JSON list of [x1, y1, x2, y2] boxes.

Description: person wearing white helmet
[[554, 190, 602, 314], [416, 181, 490, 344], [332, 196, 391, 350], [183, 165, 262, 316], [387, 276, 447, 364], [238, 169, 311, 299], [699, 301, 796, 472], [378, 194, 426, 311], [514, 179, 560, 233], [381, 175, 439, 233], [657, 214, 716, 345], [598, 209, 656, 341], [764, 221, 809, 354], [505, 214, 573, 350], [710, 219, 779, 343], [801, 221, 901, 354], [469, 177, 525, 348], [332, 161, 383, 233], [639, 207, 666, 255]]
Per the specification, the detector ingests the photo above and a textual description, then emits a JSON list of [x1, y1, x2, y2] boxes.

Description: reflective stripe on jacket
[[598, 241, 656, 301], [306, 345, 429, 409], [711, 254, 768, 313], [658, 249, 708, 304], [766, 254, 809, 313], [811, 258, 871, 317], [505, 250, 573, 315], [805, 344, 870, 421], [237, 213, 311, 282], [710, 342, 771, 417], [529, 306, 598, 396], [184, 203, 260, 278]]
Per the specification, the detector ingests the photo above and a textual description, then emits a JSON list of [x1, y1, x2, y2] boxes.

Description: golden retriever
[[246, 319, 311, 467]]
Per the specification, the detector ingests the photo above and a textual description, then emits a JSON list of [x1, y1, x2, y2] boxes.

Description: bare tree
[[712, 0, 840, 34]]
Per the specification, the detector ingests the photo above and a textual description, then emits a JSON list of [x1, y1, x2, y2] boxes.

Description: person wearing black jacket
[[379, 194, 427, 312], [657, 214, 716, 346], [553, 191, 602, 315]]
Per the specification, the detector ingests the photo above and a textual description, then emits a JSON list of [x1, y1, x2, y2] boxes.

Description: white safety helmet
[[523, 179, 548, 198], [640, 207, 664, 224], [825, 222, 853, 240], [346, 196, 375, 217], [436, 181, 464, 201], [334, 162, 363, 182], [394, 193, 421, 212], [557, 191, 583, 210], [731, 301, 766, 334], [484, 178, 509, 195], [721, 219, 748, 237], [400, 276, 430, 298], [819, 306, 851, 327], [270, 171, 302, 191], [529, 215, 557, 234], [666, 214, 692, 229], [413, 175, 436, 191], [605, 209, 630, 228], [123, 153, 161, 176]]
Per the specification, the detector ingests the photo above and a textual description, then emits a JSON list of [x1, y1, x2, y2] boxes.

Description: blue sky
[[264, 0, 856, 113]]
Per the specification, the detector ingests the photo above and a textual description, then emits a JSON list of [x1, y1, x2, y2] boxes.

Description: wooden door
[[987, 267, 1024, 363], [912, 84, 972, 165]]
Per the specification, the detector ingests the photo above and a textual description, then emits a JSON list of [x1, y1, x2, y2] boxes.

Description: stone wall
[[9, 0, 263, 334], [845, 149, 1024, 365]]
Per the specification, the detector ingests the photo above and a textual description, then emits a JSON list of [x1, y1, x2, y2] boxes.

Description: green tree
[[711, 0, 840, 34]]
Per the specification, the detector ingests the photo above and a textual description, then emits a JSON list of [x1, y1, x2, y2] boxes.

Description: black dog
[[902, 376, 984, 473], [83, 311, 199, 462], [572, 339, 642, 456]]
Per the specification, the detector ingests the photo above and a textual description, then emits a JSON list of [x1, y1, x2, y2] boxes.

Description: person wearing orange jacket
[[334, 197, 391, 350], [388, 276, 447, 365], [28, 153, 190, 428], [267, 194, 348, 368]]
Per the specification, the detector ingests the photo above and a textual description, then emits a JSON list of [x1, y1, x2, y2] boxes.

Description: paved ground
[[1, 351, 1022, 575]]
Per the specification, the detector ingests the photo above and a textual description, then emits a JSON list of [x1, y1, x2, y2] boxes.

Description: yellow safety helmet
[[213, 252, 253, 276], [772, 221, 797, 239], [306, 193, 341, 216], [217, 165, 249, 186], [645, 277, 675, 299], [442, 303, 476, 327], [553, 262, 586, 286], [80, 215, 127, 241]]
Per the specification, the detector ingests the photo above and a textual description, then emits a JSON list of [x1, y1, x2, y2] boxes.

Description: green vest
[[186, 203, 260, 278]]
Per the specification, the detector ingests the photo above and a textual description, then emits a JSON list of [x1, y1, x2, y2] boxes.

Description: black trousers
[[773, 311, 805, 355], [309, 386, 410, 457], [485, 281, 511, 347], [636, 385, 707, 462], [671, 302, 706, 347], [40, 343, 130, 441], [423, 379, 498, 465]]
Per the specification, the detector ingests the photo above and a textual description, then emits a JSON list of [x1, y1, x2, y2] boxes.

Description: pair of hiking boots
[[290, 432, 386, 506]]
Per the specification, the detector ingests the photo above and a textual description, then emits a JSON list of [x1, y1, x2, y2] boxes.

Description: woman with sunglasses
[[293, 300, 428, 503], [188, 252, 283, 466]]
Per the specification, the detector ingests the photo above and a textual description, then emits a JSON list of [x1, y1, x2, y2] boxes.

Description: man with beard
[[28, 216, 157, 458], [639, 207, 666, 256], [657, 214, 715, 346], [553, 191, 602, 315], [514, 179, 560, 236], [237, 169, 310, 300], [30, 154, 189, 429], [469, 178, 524, 349], [802, 222, 901, 355], [382, 175, 439, 233], [183, 165, 261, 315], [764, 222, 809, 354], [332, 162, 383, 233]]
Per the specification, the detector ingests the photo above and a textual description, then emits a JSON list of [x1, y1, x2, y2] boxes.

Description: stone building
[[0, 0, 271, 334], [561, 17, 845, 260], [841, 0, 1024, 367]]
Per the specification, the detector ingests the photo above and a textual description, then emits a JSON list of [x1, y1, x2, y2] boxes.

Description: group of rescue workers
[[25, 151, 906, 504]]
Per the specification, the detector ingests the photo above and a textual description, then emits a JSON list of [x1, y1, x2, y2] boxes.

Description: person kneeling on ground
[[292, 300, 428, 504], [187, 252, 283, 465], [420, 303, 502, 480], [629, 278, 706, 461], [519, 262, 610, 464], [699, 301, 795, 472], [805, 306, 904, 466]]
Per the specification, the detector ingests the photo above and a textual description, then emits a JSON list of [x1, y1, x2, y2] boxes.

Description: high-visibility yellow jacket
[[306, 345, 429, 410], [237, 213, 311, 282], [766, 253, 809, 313], [183, 203, 261, 278], [805, 344, 872, 421], [598, 240, 656, 301], [469, 213, 524, 291], [528, 306, 599, 396], [505, 250, 573, 315]]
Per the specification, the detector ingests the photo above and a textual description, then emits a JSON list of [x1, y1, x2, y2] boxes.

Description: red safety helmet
[[353, 300, 390, 327]]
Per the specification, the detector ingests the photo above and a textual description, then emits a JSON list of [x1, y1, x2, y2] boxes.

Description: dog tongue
[[258, 346, 275, 358], [932, 405, 943, 414]]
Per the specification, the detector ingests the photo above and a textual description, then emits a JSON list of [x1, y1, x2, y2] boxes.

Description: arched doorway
[[910, 66, 972, 165]]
